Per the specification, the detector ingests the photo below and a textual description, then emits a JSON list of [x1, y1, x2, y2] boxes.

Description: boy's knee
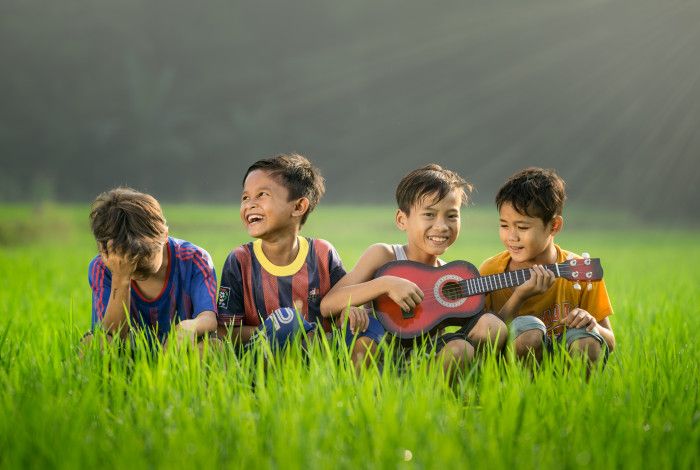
[[351, 336, 377, 361], [513, 329, 544, 358], [442, 339, 474, 364], [470, 314, 508, 349], [350, 336, 378, 371], [569, 337, 602, 362]]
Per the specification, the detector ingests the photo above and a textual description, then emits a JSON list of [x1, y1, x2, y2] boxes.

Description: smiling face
[[498, 201, 562, 266], [240, 169, 307, 240], [396, 189, 462, 262]]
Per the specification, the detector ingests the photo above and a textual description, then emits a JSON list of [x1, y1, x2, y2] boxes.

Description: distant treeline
[[1, 0, 699, 221]]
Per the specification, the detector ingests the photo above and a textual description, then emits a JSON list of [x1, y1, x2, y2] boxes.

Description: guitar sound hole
[[441, 281, 463, 301]]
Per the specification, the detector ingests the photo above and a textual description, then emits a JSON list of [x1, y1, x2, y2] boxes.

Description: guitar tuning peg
[[587, 282, 593, 291], [573, 281, 581, 290], [582, 252, 590, 259], [566, 254, 575, 261]]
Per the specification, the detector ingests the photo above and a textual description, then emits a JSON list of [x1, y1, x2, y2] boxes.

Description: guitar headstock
[[558, 253, 603, 283]]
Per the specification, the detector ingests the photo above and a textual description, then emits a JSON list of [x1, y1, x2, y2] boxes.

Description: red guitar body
[[373, 260, 485, 338]]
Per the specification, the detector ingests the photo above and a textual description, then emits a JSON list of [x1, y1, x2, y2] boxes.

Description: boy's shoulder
[[170, 237, 212, 258], [228, 240, 254, 257], [553, 245, 582, 262], [223, 237, 342, 272], [306, 237, 337, 254], [479, 250, 511, 275], [354, 243, 399, 273], [363, 242, 397, 257], [169, 237, 215, 271], [88, 254, 110, 283]]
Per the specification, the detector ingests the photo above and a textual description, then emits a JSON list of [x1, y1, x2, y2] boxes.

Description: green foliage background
[[2, 0, 700, 221]]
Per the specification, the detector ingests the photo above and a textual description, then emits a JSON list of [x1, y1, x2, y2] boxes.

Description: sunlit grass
[[0, 204, 698, 468]]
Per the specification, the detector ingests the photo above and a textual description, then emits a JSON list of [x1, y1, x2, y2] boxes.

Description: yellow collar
[[253, 236, 309, 277]]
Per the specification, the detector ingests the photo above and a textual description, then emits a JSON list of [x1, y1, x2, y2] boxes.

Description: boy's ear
[[550, 215, 563, 235], [395, 209, 408, 231], [292, 197, 310, 219]]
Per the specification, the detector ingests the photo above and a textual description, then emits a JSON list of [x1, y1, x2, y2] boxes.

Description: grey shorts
[[510, 315, 606, 350]]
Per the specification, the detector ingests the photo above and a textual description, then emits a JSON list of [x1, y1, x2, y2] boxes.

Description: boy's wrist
[[510, 289, 527, 305], [111, 274, 131, 288]]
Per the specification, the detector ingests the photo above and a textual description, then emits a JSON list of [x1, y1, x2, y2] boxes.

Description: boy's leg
[[465, 312, 508, 353], [510, 316, 547, 363], [345, 316, 384, 372], [564, 328, 606, 365], [435, 333, 475, 384]]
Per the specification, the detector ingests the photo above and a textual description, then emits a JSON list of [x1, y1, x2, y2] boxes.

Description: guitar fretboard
[[458, 263, 561, 296]]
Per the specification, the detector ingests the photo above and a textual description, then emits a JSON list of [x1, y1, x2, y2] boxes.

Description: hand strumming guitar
[[380, 275, 424, 312]]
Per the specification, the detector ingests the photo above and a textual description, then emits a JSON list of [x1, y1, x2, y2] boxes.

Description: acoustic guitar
[[372, 255, 603, 338]]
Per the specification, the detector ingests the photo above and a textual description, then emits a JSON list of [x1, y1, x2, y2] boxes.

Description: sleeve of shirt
[[327, 243, 347, 287], [189, 248, 218, 318], [580, 279, 614, 321], [88, 257, 111, 330], [217, 251, 246, 327]]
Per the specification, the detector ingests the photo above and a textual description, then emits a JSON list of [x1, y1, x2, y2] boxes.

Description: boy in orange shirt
[[479, 168, 615, 365], [321, 164, 507, 379]]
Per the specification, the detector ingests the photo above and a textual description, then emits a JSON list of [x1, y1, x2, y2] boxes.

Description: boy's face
[[396, 189, 462, 259], [101, 235, 167, 281], [498, 201, 562, 265], [240, 169, 305, 239], [131, 237, 168, 280]]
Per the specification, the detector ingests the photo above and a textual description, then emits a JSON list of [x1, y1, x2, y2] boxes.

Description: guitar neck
[[460, 263, 561, 297]]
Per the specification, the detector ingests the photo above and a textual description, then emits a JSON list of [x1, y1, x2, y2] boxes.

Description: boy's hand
[[100, 243, 137, 280], [383, 276, 424, 312], [174, 319, 199, 344], [342, 306, 370, 334], [564, 308, 597, 331], [513, 265, 555, 300]]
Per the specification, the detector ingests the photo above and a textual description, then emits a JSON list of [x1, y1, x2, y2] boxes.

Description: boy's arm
[[563, 277, 615, 351], [564, 309, 615, 351], [215, 250, 257, 345], [320, 244, 423, 316], [496, 265, 556, 322], [175, 247, 219, 340], [218, 325, 258, 343], [594, 317, 615, 351], [95, 252, 137, 338]]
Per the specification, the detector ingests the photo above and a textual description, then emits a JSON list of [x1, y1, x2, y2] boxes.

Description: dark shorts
[[395, 310, 486, 356], [343, 315, 385, 347]]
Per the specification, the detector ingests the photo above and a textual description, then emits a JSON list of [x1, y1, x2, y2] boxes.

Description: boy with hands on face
[[86, 187, 218, 346]]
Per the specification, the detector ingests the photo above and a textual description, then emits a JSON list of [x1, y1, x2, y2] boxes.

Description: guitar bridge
[[402, 309, 415, 319]]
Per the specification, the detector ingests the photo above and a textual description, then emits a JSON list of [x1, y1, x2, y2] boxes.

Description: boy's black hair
[[90, 187, 168, 273], [495, 167, 566, 223], [243, 153, 325, 225], [395, 164, 472, 214]]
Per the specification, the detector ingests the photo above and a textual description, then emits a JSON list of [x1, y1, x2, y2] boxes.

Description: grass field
[[0, 203, 698, 469]]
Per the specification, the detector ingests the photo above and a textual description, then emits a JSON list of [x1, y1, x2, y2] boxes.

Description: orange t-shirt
[[479, 245, 613, 335]]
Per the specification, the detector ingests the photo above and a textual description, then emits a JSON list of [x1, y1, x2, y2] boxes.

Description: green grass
[[0, 204, 698, 469]]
